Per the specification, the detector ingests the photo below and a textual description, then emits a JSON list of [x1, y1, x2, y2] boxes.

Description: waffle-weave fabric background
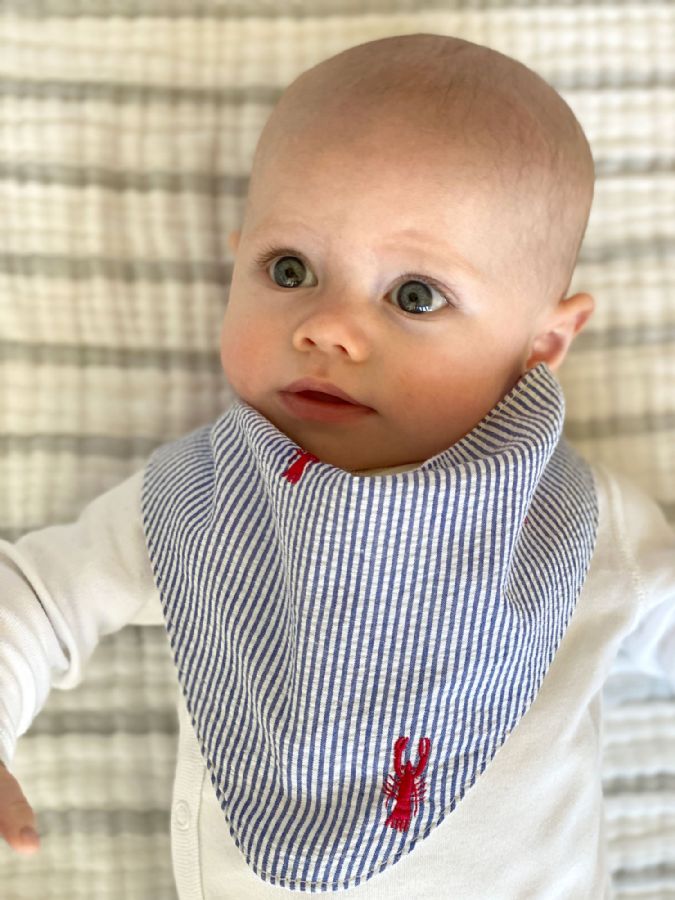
[[0, 1, 673, 898]]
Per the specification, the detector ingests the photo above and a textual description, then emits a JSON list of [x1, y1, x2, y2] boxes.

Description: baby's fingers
[[0, 762, 40, 854]]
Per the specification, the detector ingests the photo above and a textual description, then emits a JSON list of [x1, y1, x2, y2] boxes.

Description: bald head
[[246, 33, 594, 306]]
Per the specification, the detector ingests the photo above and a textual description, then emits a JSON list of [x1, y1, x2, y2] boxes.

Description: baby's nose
[[291, 302, 371, 361]]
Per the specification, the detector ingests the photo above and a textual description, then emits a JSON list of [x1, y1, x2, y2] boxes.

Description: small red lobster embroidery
[[382, 736, 431, 832], [282, 448, 319, 484]]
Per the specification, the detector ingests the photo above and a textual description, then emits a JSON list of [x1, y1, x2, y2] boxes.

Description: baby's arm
[[0, 469, 160, 853], [601, 465, 675, 683]]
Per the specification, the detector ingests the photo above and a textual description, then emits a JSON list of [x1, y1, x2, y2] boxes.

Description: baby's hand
[[0, 761, 40, 854]]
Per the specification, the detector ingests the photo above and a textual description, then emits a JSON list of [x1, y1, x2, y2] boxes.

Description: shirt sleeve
[[0, 468, 162, 766], [601, 464, 675, 685]]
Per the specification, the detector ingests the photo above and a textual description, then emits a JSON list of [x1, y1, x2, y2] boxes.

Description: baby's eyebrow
[[378, 230, 482, 280], [250, 222, 482, 281]]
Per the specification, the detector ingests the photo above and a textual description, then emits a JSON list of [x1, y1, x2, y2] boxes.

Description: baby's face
[[221, 123, 560, 473]]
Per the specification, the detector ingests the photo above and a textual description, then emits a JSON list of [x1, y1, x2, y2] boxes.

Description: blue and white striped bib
[[141, 362, 598, 892]]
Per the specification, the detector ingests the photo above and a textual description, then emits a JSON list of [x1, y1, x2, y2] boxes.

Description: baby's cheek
[[219, 313, 270, 400]]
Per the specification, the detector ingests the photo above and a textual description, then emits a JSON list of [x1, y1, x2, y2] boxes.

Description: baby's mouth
[[279, 387, 375, 423], [296, 390, 353, 405]]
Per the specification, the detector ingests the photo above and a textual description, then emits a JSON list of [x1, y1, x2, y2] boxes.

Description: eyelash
[[252, 245, 457, 311]]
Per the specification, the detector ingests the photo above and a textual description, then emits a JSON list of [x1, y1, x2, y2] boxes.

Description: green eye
[[270, 255, 307, 288], [254, 245, 456, 312], [392, 279, 447, 315]]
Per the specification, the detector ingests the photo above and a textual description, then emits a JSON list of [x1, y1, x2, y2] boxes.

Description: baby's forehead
[[257, 91, 564, 236], [263, 48, 579, 204]]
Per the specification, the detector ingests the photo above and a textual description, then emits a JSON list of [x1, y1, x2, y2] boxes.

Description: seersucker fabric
[[140, 361, 599, 892]]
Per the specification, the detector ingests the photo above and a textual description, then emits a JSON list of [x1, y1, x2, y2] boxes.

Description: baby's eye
[[258, 251, 451, 314], [390, 279, 449, 315], [267, 255, 317, 289]]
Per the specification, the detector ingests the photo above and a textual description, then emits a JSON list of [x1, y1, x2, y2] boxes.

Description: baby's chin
[[265, 414, 402, 472], [286, 436, 425, 475]]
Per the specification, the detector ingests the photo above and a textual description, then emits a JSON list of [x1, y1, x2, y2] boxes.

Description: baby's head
[[220, 33, 595, 473]]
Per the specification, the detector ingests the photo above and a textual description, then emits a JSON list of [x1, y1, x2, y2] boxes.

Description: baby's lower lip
[[279, 390, 374, 423]]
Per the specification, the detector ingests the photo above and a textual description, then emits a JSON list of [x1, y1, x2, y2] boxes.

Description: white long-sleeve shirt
[[0, 461, 674, 899]]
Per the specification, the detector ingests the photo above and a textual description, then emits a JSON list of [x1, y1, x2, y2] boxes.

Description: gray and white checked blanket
[[1, 2, 674, 897]]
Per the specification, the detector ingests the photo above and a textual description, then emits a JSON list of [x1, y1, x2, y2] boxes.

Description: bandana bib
[[141, 362, 598, 892]]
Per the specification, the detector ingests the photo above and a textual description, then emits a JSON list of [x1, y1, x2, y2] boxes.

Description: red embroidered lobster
[[382, 736, 431, 832]]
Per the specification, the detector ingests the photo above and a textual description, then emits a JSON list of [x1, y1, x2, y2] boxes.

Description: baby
[[1, 32, 674, 899]]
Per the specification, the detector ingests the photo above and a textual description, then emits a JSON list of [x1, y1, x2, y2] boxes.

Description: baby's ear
[[228, 230, 241, 255], [524, 292, 594, 373]]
